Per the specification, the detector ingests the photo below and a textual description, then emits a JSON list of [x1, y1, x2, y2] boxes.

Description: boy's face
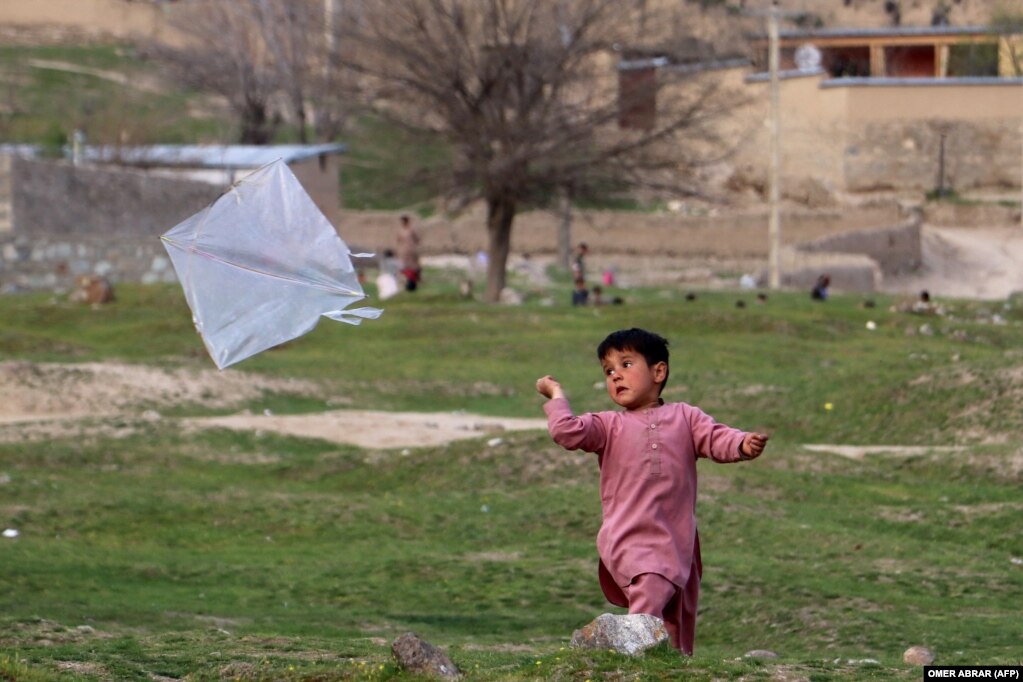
[[601, 348, 667, 411]]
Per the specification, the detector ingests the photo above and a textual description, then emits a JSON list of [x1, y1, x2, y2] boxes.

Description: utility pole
[[324, 0, 335, 79], [767, 0, 781, 289]]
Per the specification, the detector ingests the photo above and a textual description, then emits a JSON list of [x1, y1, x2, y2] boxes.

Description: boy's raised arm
[[535, 375, 566, 401], [538, 376, 606, 454]]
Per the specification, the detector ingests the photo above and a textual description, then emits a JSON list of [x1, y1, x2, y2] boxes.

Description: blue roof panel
[[81, 144, 348, 168]]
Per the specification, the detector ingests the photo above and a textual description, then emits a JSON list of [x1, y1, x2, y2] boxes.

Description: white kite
[[161, 159, 381, 369]]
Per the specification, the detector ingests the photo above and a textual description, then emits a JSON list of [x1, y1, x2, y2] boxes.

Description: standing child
[[396, 214, 421, 292], [535, 328, 768, 655]]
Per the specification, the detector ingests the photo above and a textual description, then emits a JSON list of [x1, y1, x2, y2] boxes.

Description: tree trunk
[[294, 95, 309, 144], [240, 99, 272, 145], [557, 185, 573, 270], [484, 194, 517, 303]]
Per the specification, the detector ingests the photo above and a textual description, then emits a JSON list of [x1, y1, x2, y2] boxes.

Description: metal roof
[[79, 144, 348, 168], [776, 25, 999, 41], [619, 57, 750, 73], [821, 76, 1023, 88], [745, 68, 826, 83]]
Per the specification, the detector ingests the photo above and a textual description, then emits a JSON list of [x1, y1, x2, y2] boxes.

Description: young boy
[[535, 328, 768, 655]]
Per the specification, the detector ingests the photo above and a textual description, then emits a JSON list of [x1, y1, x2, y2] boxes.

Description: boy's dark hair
[[597, 328, 670, 393]]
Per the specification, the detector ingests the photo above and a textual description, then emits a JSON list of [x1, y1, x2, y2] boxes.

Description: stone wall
[[2, 157, 219, 292], [13, 157, 219, 237], [845, 119, 1023, 193], [339, 204, 905, 260], [1, 235, 175, 291], [1, 155, 1012, 295], [734, 74, 1023, 198], [795, 217, 923, 277], [772, 217, 924, 294]]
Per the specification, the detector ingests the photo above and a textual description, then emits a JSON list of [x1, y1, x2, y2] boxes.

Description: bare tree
[[152, 0, 351, 144], [151, 2, 281, 143], [251, 0, 317, 143], [340, 0, 745, 302]]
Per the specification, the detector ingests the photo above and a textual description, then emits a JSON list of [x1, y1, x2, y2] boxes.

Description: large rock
[[391, 632, 460, 679], [903, 645, 935, 666], [69, 275, 115, 305], [570, 613, 668, 656]]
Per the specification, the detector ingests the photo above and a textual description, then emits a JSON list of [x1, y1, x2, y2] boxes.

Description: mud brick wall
[[795, 218, 922, 277], [2, 157, 219, 292], [844, 119, 1022, 193]]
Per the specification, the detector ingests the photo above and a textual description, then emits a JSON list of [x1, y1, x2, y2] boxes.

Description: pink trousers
[[599, 535, 703, 655]]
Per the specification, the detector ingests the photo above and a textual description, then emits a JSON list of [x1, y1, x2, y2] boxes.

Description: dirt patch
[[55, 661, 108, 677], [0, 361, 1010, 459], [802, 444, 966, 461], [0, 360, 319, 421], [0, 360, 547, 449], [184, 410, 548, 449]]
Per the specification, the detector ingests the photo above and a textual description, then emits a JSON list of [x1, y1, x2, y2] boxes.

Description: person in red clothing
[[535, 328, 769, 654], [396, 214, 421, 292]]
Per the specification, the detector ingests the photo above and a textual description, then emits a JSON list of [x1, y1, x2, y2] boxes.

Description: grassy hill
[[1, 279, 1021, 680]]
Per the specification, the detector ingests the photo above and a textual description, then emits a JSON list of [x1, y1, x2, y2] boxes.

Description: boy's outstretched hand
[[535, 375, 565, 401], [741, 432, 769, 459]]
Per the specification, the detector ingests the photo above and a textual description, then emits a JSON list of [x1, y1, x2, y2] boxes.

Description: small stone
[[903, 645, 935, 666], [570, 613, 668, 656], [391, 632, 460, 679], [498, 287, 523, 305], [744, 649, 778, 658]]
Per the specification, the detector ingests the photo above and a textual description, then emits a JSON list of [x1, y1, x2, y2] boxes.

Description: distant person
[[474, 250, 489, 271], [375, 248, 400, 300], [571, 242, 589, 282], [535, 328, 769, 655], [396, 214, 421, 292], [911, 289, 939, 314], [811, 274, 830, 301], [591, 285, 604, 306], [571, 277, 589, 306]]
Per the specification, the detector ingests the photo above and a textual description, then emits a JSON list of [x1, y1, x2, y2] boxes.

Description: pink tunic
[[544, 397, 748, 651]]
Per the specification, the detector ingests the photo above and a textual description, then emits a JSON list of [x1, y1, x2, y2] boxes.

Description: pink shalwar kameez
[[544, 397, 749, 654]]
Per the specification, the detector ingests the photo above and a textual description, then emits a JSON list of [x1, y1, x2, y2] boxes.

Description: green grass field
[[1, 279, 1021, 681], [0, 45, 229, 147]]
